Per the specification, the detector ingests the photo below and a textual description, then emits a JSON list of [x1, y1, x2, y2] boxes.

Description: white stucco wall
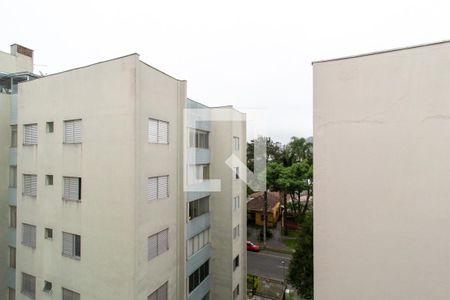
[[314, 42, 450, 299], [17, 55, 138, 300]]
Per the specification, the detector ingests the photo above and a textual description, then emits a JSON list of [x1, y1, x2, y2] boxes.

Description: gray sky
[[3, 0, 450, 143]]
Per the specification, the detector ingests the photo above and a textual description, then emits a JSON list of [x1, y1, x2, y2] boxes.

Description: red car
[[246, 241, 261, 252]]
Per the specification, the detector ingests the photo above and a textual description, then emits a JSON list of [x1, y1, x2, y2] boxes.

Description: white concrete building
[[2, 47, 246, 299], [0, 44, 36, 300], [314, 41, 450, 299]]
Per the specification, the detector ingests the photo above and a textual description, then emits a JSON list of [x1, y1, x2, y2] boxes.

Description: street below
[[247, 250, 292, 282]]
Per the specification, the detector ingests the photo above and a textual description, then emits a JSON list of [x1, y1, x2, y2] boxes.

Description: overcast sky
[[3, 0, 450, 143]]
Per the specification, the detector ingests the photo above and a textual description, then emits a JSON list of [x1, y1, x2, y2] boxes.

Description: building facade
[[314, 41, 450, 299], [0, 44, 36, 300], [2, 47, 246, 299]]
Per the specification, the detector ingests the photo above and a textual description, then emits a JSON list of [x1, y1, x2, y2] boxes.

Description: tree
[[288, 210, 313, 299]]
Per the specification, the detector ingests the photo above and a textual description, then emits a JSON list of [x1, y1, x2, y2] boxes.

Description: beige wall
[[17, 55, 138, 300], [210, 107, 246, 299], [0, 94, 10, 299], [0, 51, 33, 74], [314, 42, 450, 299], [134, 61, 186, 299]]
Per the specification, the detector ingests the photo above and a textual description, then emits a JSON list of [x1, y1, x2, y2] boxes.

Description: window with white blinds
[[22, 223, 36, 248], [148, 228, 169, 261], [187, 228, 209, 258], [23, 174, 37, 197], [23, 123, 38, 145], [62, 288, 80, 300], [233, 195, 240, 210], [63, 177, 81, 201], [148, 282, 168, 300], [233, 224, 240, 240], [21, 273, 36, 299], [233, 136, 240, 151], [64, 119, 82, 144], [62, 232, 81, 259], [148, 175, 169, 201], [148, 118, 169, 144]]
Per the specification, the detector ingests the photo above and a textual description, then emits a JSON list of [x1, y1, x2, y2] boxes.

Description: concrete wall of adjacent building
[[314, 42, 450, 299], [0, 51, 33, 74], [134, 60, 186, 299], [0, 93, 11, 299], [17, 55, 138, 300], [210, 107, 246, 299]]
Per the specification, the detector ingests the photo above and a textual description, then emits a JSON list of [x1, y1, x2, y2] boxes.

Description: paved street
[[247, 250, 292, 281]]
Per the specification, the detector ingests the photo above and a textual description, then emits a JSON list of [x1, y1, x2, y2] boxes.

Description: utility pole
[[263, 190, 268, 247]]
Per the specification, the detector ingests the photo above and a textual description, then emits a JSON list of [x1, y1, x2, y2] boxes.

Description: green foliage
[[288, 210, 313, 299], [247, 273, 260, 295]]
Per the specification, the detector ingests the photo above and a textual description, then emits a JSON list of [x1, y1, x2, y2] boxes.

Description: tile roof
[[247, 191, 281, 212]]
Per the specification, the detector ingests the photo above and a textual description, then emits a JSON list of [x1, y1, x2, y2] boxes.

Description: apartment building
[[1, 48, 246, 299], [0, 44, 36, 300], [314, 41, 450, 299]]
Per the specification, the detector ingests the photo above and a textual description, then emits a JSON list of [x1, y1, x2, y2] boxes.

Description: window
[[148, 282, 168, 300], [45, 228, 53, 239], [233, 136, 240, 151], [46, 175, 53, 186], [188, 197, 209, 220], [9, 166, 17, 187], [62, 288, 80, 300], [10, 125, 17, 147], [234, 167, 239, 180], [63, 119, 82, 144], [23, 123, 38, 145], [62, 232, 81, 259], [46, 122, 54, 133], [233, 284, 240, 299], [233, 255, 240, 271], [188, 260, 209, 293], [233, 225, 240, 240], [189, 129, 209, 148], [9, 206, 16, 228], [9, 247, 16, 268], [187, 228, 209, 258], [148, 229, 169, 261], [21, 273, 35, 299], [8, 288, 15, 300], [63, 177, 81, 201], [43, 281, 52, 293], [22, 223, 36, 248], [148, 175, 169, 201], [233, 195, 240, 210], [23, 174, 37, 197], [148, 118, 169, 144]]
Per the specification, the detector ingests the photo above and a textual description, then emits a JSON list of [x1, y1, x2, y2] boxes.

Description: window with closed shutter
[[148, 282, 168, 300], [148, 118, 169, 144], [63, 177, 81, 201], [148, 228, 169, 261], [62, 288, 80, 300], [148, 234, 158, 260], [23, 123, 38, 145], [22, 223, 36, 248], [23, 174, 37, 197], [148, 176, 169, 201], [64, 119, 82, 144], [62, 232, 81, 259], [10, 206, 16, 228], [21, 273, 35, 299]]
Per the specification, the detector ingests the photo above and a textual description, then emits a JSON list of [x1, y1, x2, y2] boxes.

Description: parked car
[[246, 241, 261, 252]]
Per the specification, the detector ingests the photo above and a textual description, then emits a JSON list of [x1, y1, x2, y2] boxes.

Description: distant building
[[247, 192, 281, 227], [314, 41, 450, 299], [0, 44, 37, 300], [1, 46, 246, 300]]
